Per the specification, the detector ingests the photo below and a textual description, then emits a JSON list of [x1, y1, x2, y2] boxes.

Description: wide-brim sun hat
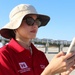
[[0, 4, 50, 39]]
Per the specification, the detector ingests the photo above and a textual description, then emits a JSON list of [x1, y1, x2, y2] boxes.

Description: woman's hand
[[60, 66, 75, 75], [41, 51, 75, 75]]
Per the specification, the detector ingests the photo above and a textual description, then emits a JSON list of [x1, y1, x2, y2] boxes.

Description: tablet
[[67, 37, 75, 54]]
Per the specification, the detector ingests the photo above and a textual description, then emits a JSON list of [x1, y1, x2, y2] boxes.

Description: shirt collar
[[8, 38, 25, 52], [8, 38, 38, 54]]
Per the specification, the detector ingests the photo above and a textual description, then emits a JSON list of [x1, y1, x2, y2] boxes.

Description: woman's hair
[[10, 30, 15, 39]]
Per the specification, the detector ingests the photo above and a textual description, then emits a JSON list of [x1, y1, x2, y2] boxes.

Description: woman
[[0, 4, 75, 75]]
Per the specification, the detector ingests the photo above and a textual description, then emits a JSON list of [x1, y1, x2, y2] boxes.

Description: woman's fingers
[[56, 51, 65, 57], [65, 52, 75, 60]]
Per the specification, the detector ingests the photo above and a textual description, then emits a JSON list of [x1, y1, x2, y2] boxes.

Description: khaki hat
[[0, 4, 50, 39]]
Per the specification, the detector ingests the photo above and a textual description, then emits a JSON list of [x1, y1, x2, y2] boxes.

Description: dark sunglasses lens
[[36, 19, 41, 26], [26, 17, 34, 25], [25, 17, 41, 26]]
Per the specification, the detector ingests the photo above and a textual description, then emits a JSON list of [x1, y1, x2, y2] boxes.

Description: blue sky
[[0, 0, 75, 41]]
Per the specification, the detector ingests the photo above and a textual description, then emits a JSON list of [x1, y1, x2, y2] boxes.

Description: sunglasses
[[23, 17, 41, 27]]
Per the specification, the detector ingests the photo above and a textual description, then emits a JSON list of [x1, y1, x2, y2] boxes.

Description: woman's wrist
[[41, 68, 54, 75]]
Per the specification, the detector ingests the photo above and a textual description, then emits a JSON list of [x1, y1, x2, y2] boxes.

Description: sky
[[0, 0, 75, 41]]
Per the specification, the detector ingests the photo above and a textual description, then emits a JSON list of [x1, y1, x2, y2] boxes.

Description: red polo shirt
[[0, 39, 49, 75]]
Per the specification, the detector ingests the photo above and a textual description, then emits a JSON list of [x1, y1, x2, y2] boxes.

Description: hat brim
[[0, 13, 50, 39]]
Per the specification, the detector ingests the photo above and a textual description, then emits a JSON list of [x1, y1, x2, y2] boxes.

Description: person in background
[[0, 4, 75, 75]]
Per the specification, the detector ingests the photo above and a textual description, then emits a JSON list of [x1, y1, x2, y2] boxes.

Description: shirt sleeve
[[0, 52, 19, 75]]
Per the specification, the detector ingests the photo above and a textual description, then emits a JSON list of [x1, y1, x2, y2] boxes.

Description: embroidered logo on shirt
[[19, 62, 28, 69], [18, 62, 31, 73], [40, 65, 46, 69]]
